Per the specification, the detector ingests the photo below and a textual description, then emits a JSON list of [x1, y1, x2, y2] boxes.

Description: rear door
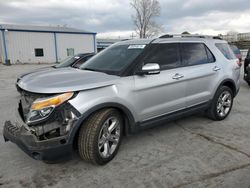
[[180, 42, 219, 107], [133, 43, 186, 122]]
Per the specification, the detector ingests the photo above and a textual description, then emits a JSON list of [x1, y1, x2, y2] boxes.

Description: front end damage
[[3, 87, 81, 161]]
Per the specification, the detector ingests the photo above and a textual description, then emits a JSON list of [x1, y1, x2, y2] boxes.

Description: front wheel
[[78, 108, 123, 165], [207, 86, 233, 121]]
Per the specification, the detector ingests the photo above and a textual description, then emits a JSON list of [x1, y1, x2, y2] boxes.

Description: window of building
[[143, 43, 181, 70], [67, 48, 75, 56], [35, 48, 44, 57]]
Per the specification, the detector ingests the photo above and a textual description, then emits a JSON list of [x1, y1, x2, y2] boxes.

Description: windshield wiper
[[82, 68, 99, 72], [82, 68, 114, 75]]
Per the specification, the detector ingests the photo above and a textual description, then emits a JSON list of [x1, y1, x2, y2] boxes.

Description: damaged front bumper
[[3, 102, 81, 162], [3, 120, 72, 161]]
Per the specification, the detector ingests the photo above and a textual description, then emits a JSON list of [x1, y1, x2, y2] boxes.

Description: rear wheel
[[78, 108, 123, 165], [207, 86, 233, 121]]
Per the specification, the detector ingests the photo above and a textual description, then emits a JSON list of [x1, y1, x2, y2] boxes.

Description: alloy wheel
[[98, 117, 121, 158], [216, 90, 232, 117]]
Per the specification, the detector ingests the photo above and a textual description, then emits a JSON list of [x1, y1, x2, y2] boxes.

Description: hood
[[18, 66, 53, 80], [17, 67, 120, 94]]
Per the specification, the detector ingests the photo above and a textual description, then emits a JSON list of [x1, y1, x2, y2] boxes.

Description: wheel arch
[[69, 102, 136, 146], [218, 79, 237, 97]]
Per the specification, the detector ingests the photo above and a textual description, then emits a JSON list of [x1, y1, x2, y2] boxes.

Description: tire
[[247, 81, 250, 86], [78, 108, 123, 165], [207, 86, 233, 121]]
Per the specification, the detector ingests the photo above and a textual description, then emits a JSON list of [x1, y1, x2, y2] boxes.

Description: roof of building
[[96, 38, 129, 48], [97, 38, 128, 43], [0, 24, 96, 34]]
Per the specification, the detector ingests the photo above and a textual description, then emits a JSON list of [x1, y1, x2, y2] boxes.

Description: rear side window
[[215, 43, 236, 59], [181, 43, 214, 66], [230, 45, 240, 55], [206, 47, 216, 63], [73, 56, 93, 68], [143, 43, 181, 70]]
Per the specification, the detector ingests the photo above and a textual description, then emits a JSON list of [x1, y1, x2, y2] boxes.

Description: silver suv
[[3, 35, 241, 165]]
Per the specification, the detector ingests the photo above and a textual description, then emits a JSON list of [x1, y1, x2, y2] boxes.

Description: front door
[[133, 43, 186, 122]]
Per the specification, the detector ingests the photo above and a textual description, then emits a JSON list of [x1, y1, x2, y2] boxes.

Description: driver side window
[[143, 43, 181, 70]]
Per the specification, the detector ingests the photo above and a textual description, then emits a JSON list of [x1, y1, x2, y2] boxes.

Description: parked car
[[244, 48, 250, 86], [16, 53, 95, 83], [54, 53, 95, 69], [230, 44, 242, 62], [3, 35, 241, 165]]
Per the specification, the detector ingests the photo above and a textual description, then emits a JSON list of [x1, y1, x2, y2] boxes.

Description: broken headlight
[[26, 92, 74, 124]]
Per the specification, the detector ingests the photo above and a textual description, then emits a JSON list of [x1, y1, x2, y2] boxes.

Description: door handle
[[213, 66, 221, 71], [172, 73, 184, 80]]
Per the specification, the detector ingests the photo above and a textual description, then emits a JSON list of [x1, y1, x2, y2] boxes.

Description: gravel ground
[[0, 64, 250, 188]]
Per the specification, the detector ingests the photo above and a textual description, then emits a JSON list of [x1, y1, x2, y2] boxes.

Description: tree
[[130, 0, 163, 38], [182, 31, 190, 35]]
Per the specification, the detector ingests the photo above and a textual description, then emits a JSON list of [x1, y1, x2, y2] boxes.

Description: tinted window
[[55, 56, 80, 68], [206, 47, 216, 63], [181, 43, 209, 66], [230, 45, 240, 55], [73, 55, 93, 68], [215, 43, 236, 59], [143, 43, 181, 70], [35, 48, 44, 57]]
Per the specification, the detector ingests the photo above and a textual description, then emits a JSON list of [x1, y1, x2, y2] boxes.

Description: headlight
[[27, 92, 74, 124]]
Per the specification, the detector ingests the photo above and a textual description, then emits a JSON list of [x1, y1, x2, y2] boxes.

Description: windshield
[[80, 44, 146, 74], [54, 56, 81, 68]]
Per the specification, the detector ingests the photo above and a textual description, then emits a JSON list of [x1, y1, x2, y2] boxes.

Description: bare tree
[[182, 31, 191, 35], [131, 0, 163, 38]]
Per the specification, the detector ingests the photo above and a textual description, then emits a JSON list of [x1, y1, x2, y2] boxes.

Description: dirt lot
[[0, 64, 250, 188]]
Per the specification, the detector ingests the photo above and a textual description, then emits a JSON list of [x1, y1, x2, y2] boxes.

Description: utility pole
[[130, 32, 136, 39]]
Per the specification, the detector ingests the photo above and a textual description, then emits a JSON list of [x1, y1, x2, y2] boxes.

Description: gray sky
[[0, 0, 250, 38]]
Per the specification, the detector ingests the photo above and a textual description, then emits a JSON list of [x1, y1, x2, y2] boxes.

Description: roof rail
[[159, 34, 222, 40]]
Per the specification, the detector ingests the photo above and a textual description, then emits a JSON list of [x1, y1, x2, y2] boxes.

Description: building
[[0, 24, 96, 64], [221, 34, 238, 42], [237, 33, 250, 41], [220, 32, 250, 51], [97, 38, 128, 52], [221, 32, 250, 42]]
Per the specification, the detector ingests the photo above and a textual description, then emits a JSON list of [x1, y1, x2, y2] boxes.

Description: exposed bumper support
[[3, 120, 72, 161]]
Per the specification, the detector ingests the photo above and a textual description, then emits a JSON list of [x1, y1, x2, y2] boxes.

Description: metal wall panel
[[0, 31, 3, 63], [6, 31, 56, 64], [56, 33, 94, 61]]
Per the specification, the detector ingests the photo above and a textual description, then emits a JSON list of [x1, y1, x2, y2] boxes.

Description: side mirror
[[137, 63, 160, 75]]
